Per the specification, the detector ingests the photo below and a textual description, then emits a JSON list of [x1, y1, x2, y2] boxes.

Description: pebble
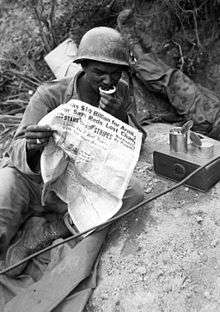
[[101, 293, 109, 300], [195, 216, 203, 223], [136, 266, 147, 275], [210, 240, 219, 247], [204, 291, 211, 299], [145, 186, 153, 193]]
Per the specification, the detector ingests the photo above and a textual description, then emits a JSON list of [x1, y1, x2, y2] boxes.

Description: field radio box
[[153, 128, 220, 192]]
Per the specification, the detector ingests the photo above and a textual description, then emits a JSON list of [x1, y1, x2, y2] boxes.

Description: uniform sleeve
[[114, 80, 136, 123], [8, 85, 55, 176], [116, 80, 146, 143]]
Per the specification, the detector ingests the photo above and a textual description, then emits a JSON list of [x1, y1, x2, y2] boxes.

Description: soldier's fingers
[[99, 101, 107, 110], [26, 139, 48, 151], [25, 131, 53, 140], [99, 97, 108, 106], [26, 143, 42, 151], [26, 125, 52, 132], [26, 137, 49, 144]]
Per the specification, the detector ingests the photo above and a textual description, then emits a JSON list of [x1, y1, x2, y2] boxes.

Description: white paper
[[39, 99, 142, 232]]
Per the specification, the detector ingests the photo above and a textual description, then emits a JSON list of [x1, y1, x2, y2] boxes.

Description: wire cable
[[0, 155, 219, 275]]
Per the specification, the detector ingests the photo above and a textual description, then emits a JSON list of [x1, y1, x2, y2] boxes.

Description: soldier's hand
[[99, 93, 122, 115], [25, 125, 54, 151]]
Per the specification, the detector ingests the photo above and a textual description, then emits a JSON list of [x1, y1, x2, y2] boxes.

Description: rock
[[135, 266, 147, 275], [195, 215, 203, 223]]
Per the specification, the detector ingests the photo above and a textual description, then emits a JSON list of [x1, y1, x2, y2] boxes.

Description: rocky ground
[[86, 123, 220, 312]]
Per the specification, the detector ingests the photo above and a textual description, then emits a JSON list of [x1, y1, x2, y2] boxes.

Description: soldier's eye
[[94, 69, 104, 75]]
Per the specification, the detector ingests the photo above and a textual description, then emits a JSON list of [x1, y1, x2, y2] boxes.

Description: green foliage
[[0, 0, 126, 105], [133, 0, 220, 76]]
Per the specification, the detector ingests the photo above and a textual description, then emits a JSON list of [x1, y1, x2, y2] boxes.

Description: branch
[[33, 6, 51, 52], [6, 69, 40, 87], [171, 0, 202, 48], [106, 0, 117, 10], [3, 107, 26, 115], [192, 9, 202, 48], [171, 40, 185, 71], [0, 115, 22, 123], [17, 45, 39, 75], [175, 0, 209, 14], [2, 99, 28, 106], [48, 0, 57, 47], [0, 57, 23, 71]]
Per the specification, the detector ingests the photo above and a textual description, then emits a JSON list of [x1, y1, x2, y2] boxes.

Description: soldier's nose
[[102, 74, 112, 87]]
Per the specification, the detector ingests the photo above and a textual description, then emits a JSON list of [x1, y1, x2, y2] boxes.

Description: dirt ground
[[86, 123, 220, 312]]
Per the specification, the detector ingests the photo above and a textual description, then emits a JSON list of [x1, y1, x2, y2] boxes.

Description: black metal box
[[153, 143, 220, 192]]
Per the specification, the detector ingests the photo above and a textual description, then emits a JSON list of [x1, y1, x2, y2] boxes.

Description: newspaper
[[39, 99, 142, 232]]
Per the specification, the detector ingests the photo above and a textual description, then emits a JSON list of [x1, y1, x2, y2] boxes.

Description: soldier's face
[[83, 61, 123, 92]]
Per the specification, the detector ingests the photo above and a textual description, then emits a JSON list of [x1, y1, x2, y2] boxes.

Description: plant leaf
[[181, 120, 193, 134], [190, 132, 202, 146]]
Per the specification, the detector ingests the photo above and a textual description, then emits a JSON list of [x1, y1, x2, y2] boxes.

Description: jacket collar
[[63, 70, 84, 103]]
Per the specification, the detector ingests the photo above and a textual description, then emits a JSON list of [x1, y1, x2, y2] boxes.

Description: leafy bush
[[0, 0, 126, 104], [129, 0, 220, 76]]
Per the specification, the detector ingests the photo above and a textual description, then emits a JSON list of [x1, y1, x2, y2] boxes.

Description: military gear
[[5, 214, 70, 277], [132, 52, 220, 140], [166, 69, 220, 139], [73, 27, 129, 67]]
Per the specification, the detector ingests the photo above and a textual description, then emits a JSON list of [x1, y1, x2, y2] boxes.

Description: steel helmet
[[73, 27, 129, 67]]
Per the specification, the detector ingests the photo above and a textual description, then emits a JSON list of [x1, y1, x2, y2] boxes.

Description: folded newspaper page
[[39, 99, 142, 232]]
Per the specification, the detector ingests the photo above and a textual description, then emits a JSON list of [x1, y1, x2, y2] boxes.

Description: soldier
[[0, 27, 144, 275]]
